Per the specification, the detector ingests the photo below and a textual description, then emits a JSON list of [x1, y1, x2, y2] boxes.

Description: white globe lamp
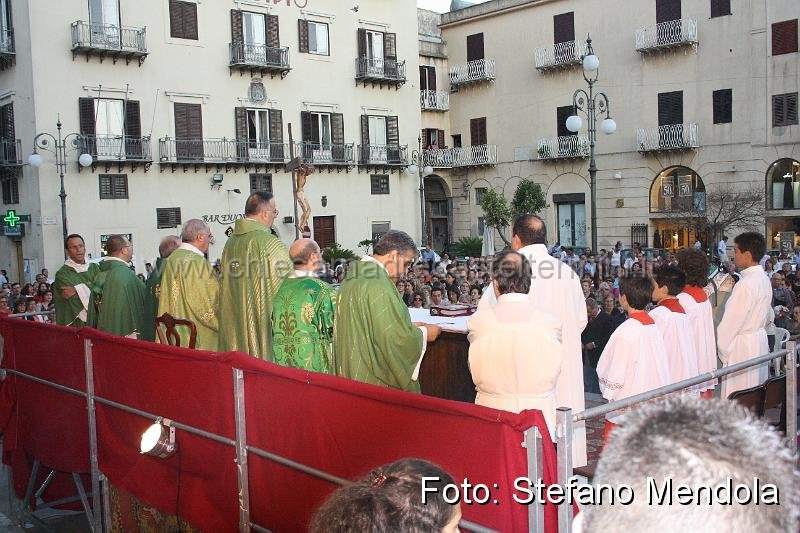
[[601, 118, 617, 135], [28, 153, 43, 168], [566, 115, 583, 133], [582, 54, 599, 73], [78, 153, 93, 167]]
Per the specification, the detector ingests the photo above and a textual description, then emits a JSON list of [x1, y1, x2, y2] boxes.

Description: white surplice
[[478, 243, 589, 467], [468, 293, 563, 436], [717, 265, 772, 398], [677, 286, 718, 392], [650, 299, 700, 393], [596, 312, 672, 423]]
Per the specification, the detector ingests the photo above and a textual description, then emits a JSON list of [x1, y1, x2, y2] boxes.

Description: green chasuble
[[92, 259, 147, 338], [53, 261, 100, 327], [271, 275, 336, 373], [158, 247, 220, 351], [218, 218, 291, 358], [333, 260, 424, 392], [141, 257, 165, 342]]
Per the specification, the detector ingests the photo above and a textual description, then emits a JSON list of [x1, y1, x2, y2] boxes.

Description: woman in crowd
[[21, 283, 35, 298], [470, 287, 481, 305], [447, 288, 460, 306], [26, 298, 46, 323], [34, 282, 49, 303], [309, 458, 461, 533], [38, 290, 55, 322], [12, 299, 26, 317], [410, 292, 425, 309]]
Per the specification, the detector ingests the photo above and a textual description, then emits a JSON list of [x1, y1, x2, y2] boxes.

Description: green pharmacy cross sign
[[3, 210, 20, 227]]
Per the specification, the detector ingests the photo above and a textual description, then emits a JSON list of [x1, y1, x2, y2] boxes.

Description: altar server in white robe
[[650, 265, 700, 394], [597, 277, 671, 443], [676, 248, 718, 398], [468, 250, 563, 435], [478, 214, 588, 467], [717, 232, 772, 398]]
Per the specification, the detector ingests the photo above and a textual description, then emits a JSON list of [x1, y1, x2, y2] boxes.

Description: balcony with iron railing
[[158, 138, 289, 165], [635, 18, 698, 53], [296, 142, 355, 166], [420, 90, 449, 111], [0, 139, 21, 166], [637, 124, 699, 152], [70, 21, 148, 64], [534, 40, 588, 71], [357, 144, 408, 166], [229, 42, 290, 77], [0, 28, 14, 69], [79, 135, 152, 163], [355, 58, 407, 88], [537, 135, 589, 160], [449, 59, 495, 88], [422, 145, 498, 168]]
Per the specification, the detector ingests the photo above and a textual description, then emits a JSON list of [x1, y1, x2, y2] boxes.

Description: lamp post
[[565, 36, 616, 254], [28, 116, 93, 255], [407, 135, 434, 247]]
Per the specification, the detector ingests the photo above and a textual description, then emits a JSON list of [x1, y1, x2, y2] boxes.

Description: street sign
[[2, 223, 24, 237], [3, 210, 20, 227]]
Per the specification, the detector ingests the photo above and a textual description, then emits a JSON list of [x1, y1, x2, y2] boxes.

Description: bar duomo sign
[[202, 214, 245, 225]]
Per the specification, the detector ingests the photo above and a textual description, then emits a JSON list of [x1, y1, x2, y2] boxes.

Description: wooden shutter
[[170, 1, 198, 40], [712, 89, 732, 124], [773, 93, 799, 127], [710, 0, 731, 18], [656, 0, 681, 23], [553, 12, 575, 44], [183, 2, 198, 40], [419, 66, 427, 90], [360, 114, 370, 145], [124, 100, 141, 157], [298, 19, 309, 53], [470, 117, 487, 146], [174, 103, 202, 159], [466, 33, 484, 62], [0, 103, 14, 139], [658, 91, 683, 125], [384, 32, 397, 76], [268, 109, 283, 160], [772, 20, 799, 56], [157, 208, 182, 229], [557, 106, 574, 137], [331, 113, 345, 161], [234, 107, 248, 159], [231, 10, 243, 45], [357, 28, 367, 58], [99, 175, 112, 199], [386, 116, 399, 146], [437, 129, 445, 148], [266, 14, 280, 48], [428, 67, 436, 91], [79, 98, 96, 135], [300, 111, 314, 142], [113, 175, 128, 199], [169, 0, 183, 38]]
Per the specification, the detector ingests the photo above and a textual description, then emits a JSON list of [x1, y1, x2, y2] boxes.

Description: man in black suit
[[582, 297, 613, 393]]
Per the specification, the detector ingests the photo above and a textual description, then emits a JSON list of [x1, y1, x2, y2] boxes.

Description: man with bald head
[[157, 220, 220, 350], [92, 235, 146, 337], [478, 214, 589, 467], [271, 238, 336, 372], [218, 192, 291, 358], [142, 235, 181, 342]]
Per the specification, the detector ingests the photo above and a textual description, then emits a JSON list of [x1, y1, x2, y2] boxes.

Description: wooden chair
[[155, 313, 197, 349], [728, 384, 765, 417], [762, 374, 787, 433]]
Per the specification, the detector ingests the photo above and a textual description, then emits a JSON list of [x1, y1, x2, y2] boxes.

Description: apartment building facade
[[0, 0, 423, 281], [420, 0, 799, 253]]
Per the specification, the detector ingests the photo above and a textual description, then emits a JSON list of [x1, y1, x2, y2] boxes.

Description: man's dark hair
[[676, 248, 709, 288], [244, 191, 275, 216], [309, 458, 458, 533], [373, 230, 418, 257], [491, 250, 531, 295], [734, 232, 766, 262], [512, 214, 547, 246], [64, 234, 84, 249], [654, 265, 686, 296], [105, 235, 128, 255], [619, 277, 654, 310]]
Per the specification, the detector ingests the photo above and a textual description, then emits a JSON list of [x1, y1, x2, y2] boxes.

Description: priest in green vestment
[[158, 220, 220, 351], [53, 234, 100, 327], [91, 235, 147, 338], [218, 192, 292, 358], [272, 238, 336, 373], [334, 230, 441, 392], [142, 235, 181, 342]]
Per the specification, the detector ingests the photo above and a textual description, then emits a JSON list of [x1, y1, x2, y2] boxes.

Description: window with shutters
[[452, 134, 462, 148], [419, 65, 436, 91], [772, 20, 798, 56], [249, 173, 272, 194], [371, 221, 390, 243], [466, 33, 484, 62], [475, 187, 487, 206], [1, 177, 18, 205], [79, 97, 142, 159], [656, 0, 681, 23], [169, 0, 198, 40], [710, 0, 731, 18], [370, 175, 390, 195], [156, 207, 181, 229], [470, 117, 487, 146], [712, 89, 732, 124], [658, 91, 684, 125], [553, 12, 575, 44], [173, 102, 203, 160], [422, 129, 444, 149], [246, 109, 270, 148], [98, 174, 128, 200], [307, 21, 329, 55], [773, 93, 798, 127]]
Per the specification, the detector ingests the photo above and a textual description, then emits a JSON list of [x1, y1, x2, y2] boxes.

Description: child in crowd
[[597, 277, 671, 444]]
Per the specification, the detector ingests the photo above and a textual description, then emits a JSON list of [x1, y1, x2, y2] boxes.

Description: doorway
[[313, 216, 335, 250]]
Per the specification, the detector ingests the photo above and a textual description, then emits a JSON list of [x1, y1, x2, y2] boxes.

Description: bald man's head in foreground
[[512, 214, 547, 251], [290, 238, 322, 273]]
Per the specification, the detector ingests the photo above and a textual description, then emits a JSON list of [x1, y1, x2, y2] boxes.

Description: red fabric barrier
[[0, 318, 560, 533]]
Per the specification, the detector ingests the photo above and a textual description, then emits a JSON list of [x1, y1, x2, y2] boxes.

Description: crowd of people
[[0, 272, 56, 321]]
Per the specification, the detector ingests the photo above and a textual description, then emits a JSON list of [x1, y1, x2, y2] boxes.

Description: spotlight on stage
[[140, 418, 177, 458]]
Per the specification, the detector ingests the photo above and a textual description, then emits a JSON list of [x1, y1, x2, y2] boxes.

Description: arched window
[[649, 166, 706, 214], [767, 158, 800, 210]]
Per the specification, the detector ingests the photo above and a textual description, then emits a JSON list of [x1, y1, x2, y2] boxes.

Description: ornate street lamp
[[566, 36, 616, 253], [28, 116, 93, 253], [407, 135, 434, 246]]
